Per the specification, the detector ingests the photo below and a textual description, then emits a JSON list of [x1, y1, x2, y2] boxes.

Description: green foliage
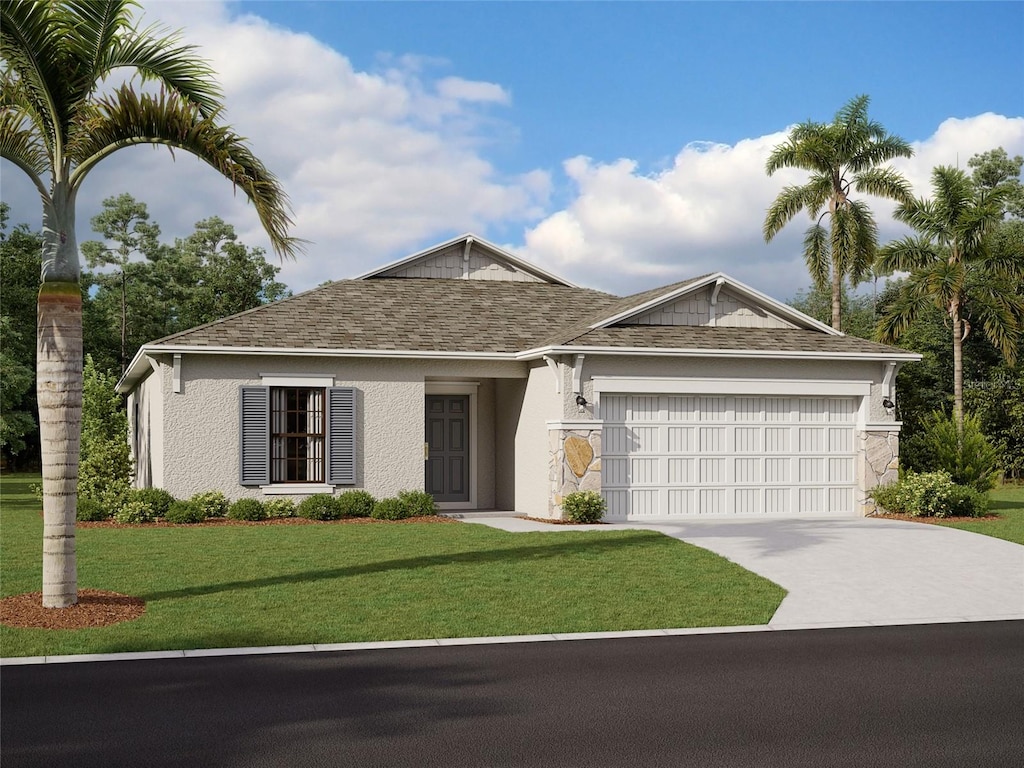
[[264, 498, 296, 519], [968, 147, 1024, 218], [397, 490, 437, 518], [78, 356, 133, 504], [164, 501, 207, 525], [788, 284, 879, 340], [870, 471, 988, 518], [562, 490, 607, 523], [126, 488, 176, 518], [188, 491, 229, 519], [76, 497, 112, 522], [113, 499, 158, 524], [967, 368, 1024, 480], [296, 494, 343, 521], [916, 412, 1001, 493], [336, 489, 376, 518], [227, 498, 268, 521], [371, 497, 409, 520], [764, 95, 912, 331], [0, 317, 36, 456]]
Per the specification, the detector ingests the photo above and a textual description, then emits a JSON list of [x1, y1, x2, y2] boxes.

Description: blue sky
[[3, 1, 1022, 301]]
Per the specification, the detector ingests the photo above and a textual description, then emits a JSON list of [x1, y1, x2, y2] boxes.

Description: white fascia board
[[354, 233, 577, 287], [591, 376, 872, 397], [517, 345, 923, 363], [586, 272, 838, 335]]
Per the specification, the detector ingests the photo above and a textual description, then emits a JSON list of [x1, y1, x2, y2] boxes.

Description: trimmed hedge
[[264, 498, 296, 518], [297, 494, 343, 521], [397, 489, 436, 517], [127, 487, 176, 518], [371, 497, 408, 520], [164, 500, 207, 524], [228, 498, 267, 521], [870, 471, 989, 518], [562, 490, 606, 523], [337, 489, 376, 518], [77, 497, 112, 522], [188, 491, 229, 519]]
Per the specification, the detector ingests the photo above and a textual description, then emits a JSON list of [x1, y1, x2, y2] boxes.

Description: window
[[271, 388, 324, 483], [240, 386, 355, 487]]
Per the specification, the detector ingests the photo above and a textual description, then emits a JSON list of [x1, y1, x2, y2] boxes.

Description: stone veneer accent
[[862, 429, 900, 514], [548, 427, 602, 518]]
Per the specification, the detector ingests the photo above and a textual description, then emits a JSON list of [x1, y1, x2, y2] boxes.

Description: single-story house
[[117, 234, 920, 520]]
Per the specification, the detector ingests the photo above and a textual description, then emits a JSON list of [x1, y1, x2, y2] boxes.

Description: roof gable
[[355, 234, 576, 286], [589, 273, 838, 335]]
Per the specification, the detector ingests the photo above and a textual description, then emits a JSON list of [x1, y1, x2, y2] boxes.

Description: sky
[[2, 0, 1023, 302]]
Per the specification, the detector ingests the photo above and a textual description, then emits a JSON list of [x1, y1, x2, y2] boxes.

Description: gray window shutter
[[327, 387, 356, 485], [239, 386, 270, 486]]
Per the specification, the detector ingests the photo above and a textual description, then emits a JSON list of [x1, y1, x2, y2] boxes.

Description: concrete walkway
[[461, 516, 1024, 628]]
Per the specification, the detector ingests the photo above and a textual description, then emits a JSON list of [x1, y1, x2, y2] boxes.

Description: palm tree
[[763, 95, 913, 331], [876, 165, 1023, 432], [1, 0, 300, 608]]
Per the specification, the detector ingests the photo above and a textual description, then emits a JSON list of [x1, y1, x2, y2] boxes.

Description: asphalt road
[[3, 621, 1023, 768]]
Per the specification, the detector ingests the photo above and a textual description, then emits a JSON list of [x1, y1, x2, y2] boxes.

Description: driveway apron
[[467, 516, 1024, 627]]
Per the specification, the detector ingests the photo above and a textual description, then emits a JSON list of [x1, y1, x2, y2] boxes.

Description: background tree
[[788, 283, 877, 340], [80, 194, 162, 374], [968, 147, 1024, 217], [764, 95, 913, 331], [1, 0, 299, 608], [876, 165, 1023, 433]]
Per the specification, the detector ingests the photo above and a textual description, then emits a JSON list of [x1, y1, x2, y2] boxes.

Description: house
[[117, 234, 920, 519]]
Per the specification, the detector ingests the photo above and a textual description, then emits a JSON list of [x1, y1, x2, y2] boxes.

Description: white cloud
[[517, 115, 1024, 301]]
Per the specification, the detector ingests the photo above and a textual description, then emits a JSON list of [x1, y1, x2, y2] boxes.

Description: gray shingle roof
[[152, 278, 619, 353]]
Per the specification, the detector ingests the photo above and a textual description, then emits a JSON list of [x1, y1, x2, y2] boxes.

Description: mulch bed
[[871, 513, 1001, 524], [77, 515, 459, 528], [522, 516, 604, 525], [0, 589, 145, 631]]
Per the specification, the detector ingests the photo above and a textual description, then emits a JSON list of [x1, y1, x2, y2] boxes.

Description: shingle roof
[[152, 278, 620, 353], [564, 326, 909, 355]]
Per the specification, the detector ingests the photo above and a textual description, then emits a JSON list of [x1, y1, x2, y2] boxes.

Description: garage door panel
[[601, 393, 857, 518]]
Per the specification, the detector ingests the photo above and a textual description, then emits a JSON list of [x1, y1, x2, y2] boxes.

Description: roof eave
[[517, 344, 923, 363]]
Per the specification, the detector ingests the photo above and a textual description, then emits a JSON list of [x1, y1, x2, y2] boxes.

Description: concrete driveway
[[464, 516, 1024, 628]]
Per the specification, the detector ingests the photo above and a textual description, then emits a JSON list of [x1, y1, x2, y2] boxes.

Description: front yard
[[0, 474, 784, 658], [935, 484, 1024, 545]]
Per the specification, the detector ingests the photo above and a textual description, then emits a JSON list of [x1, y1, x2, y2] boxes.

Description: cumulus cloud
[[517, 115, 1024, 300]]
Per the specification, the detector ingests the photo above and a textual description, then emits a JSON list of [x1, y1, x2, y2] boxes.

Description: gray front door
[[425, 395, 469, 503]]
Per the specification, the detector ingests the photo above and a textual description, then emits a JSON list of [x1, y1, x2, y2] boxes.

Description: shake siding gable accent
[[327, 387, 356, 485], [239, 386, 270, 485]]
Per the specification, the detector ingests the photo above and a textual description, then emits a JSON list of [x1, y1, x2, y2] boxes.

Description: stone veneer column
[[548, 426, 602, 519], [861, 429, 900, 514]]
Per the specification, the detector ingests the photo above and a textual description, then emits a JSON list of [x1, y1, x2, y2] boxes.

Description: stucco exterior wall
[[128, 362, 166, 489], [515, 361, 562, 517], [149, 354, 524, 502], [494, 378, 526, 510]]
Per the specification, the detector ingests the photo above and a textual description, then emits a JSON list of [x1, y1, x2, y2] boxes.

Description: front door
[[425, 395, 470, 503]]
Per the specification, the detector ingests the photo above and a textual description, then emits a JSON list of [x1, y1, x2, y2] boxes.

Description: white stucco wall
[[147, 353, 524, 502], [128, 362, 166, 489], [514, 361, 562, 517], [494, 378, 526, 510]]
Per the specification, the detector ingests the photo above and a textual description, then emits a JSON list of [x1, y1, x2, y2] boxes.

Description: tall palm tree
[[763, 95, 913, 331], [876, 165, 1022, 432], [1, 0, 300, 608]]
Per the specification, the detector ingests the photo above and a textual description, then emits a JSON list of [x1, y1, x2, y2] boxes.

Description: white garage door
[[601, 394, 858, 518]]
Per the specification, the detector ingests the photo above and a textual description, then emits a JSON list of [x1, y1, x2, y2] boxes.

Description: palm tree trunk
[[38, 183, 82, 608], [831, 263, 843, 332], [951, 299, 964, 435], [38, 282, 82, 607]]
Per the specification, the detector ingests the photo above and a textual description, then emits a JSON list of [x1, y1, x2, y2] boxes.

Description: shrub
[[189, 491, 229, 519], [336, 489, 376, 518], [919, 412, 1001, 493], [869, 471, 988, 518], [397, 489, 436, 518], [126, 488, 176, 518], [264, 498, 296, 519], [562, 490, 606, 523], [297, 493, 343, 521], [113, 499, 157, 524], [164, 500, 207, 524], [228, 498, 267, 521], [76, 497, 111, 522], [371, 497, 408, 520], [78, 356, 133, 504]]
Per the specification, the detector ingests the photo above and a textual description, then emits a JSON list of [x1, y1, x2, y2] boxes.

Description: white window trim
[[425, 381, 478, 510], [260, 374, 336, 387], [261, 484, 334, 496]]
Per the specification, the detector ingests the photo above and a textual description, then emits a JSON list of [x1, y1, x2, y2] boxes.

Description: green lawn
[[935, 484, 1024, 545], [0, 473, 784, 658]]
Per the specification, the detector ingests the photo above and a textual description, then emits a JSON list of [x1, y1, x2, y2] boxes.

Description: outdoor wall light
[[882, 397, 895, 410], [575, 393, 588, 411]]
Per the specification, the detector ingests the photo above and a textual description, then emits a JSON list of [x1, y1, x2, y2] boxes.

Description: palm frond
[[854, 166, 914, 205], [0, 108, 50, 181], [802, 223, 830, 291], [763, 183, 815, 241], [967, 286, 1024, 365], [874, 278, 933, 344], [69, 86, 301, 259], [877, 235, 939, 273], [846, 199, 878, 284], [848, 136, 913, 174]]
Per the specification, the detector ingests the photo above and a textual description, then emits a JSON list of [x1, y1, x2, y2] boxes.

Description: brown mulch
[[871, 513, 1001, 524], [78, 514, 459, 528], [522, 516, 605, 525], [0, 589, 145, 630]]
